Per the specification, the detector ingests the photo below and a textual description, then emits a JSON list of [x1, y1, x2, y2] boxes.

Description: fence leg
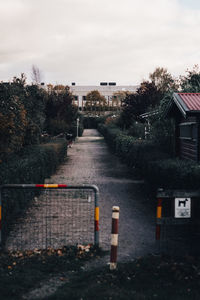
[[95, 206, 99, 246], [156, 198, 162, 253], [110, 206, 120, 271], [94, 190, 100, 246]]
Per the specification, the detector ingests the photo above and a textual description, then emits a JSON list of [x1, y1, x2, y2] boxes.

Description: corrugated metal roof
[[178, 93, 200, 111]]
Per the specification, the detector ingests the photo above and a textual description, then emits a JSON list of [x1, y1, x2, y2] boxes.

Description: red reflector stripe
[[156, 224, 161, 240], [111, 219, 119, 234], [35, 184, 67, 188], [110, 245, 118, 262], [95, 220, 99, 231], [157, 199, 162, 207]]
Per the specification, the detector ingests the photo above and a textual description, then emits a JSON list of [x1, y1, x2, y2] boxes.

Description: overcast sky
[[0, 0, 200, 85]]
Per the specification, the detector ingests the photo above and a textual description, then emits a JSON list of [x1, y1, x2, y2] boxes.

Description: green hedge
[[0, 139, 67, 184], [0, 139, 67, 243], [83, 116, 107, 129], [98, 124, 169, 172], [98, 123, 200, 190], [98, 123, 122, 151], [147, 159, 200, 189]]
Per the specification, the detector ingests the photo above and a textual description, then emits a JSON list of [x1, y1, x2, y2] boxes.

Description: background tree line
[[117, 65, 200, 155], [0, 74, 80, 161]]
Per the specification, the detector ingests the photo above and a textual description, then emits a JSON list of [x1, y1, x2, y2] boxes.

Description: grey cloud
[[0, 0, 200, 84]]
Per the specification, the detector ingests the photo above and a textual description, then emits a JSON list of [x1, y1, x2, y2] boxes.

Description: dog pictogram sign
[[175, 198, 191, 218]]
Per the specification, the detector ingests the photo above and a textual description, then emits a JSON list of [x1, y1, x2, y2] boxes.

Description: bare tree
[[31, 65, 43, 85]]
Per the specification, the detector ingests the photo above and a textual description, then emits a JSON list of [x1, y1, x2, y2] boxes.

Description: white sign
[[175, 198, 191, 218]]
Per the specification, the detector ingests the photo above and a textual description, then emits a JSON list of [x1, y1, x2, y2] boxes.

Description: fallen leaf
[[57, 250, 63, 256]]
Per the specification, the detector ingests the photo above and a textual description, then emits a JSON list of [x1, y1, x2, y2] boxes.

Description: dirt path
[[46, 129, 156, 261]]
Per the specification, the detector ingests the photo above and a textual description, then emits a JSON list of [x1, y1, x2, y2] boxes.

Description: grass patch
[[48, 255, 200, 300], [1, 249, 200, 299], [0, 246, 101, 300]]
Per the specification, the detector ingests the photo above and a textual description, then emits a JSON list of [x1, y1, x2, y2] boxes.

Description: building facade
[[69, 82, 138, 109]]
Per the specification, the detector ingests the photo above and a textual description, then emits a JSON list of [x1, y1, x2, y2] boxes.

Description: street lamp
[[77, 117, 79, 138]]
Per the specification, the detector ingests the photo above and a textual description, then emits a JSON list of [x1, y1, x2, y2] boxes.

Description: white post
[[77, 118, 79, 138]]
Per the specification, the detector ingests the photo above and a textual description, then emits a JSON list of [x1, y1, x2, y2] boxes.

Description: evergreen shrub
[[0, 139, 67, 185], [98, 123, 200, 190], [147, 159, 200, 189], [0, 139, 67, 240]]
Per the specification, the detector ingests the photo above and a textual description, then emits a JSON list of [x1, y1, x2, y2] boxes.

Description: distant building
[[69, 82, 138, 109]]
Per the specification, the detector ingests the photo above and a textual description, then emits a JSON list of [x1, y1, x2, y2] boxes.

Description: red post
[[156, 198, 162, 240], [110, 206, 120, 270]]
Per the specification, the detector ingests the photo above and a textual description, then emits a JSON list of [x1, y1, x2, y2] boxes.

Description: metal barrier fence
[[156, 189, 200, 255], [0, 184, 99, 251]]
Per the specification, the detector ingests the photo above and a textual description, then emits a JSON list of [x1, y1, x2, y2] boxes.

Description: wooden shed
[[166, 93, 200, 161]]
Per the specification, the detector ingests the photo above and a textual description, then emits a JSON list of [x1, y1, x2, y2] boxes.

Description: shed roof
[[166, 93, 200, 118], [177, 93, 200, 111]]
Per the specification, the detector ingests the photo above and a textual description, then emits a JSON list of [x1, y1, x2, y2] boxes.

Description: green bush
[[46, 119, 69, 136], [98, 123, 122, 151], [0, 77, 47, 158], [128, 122, 145, 139], [0, 139, 67, 244], [98, 123, 169, 171], [98, 123, 200, 190], [0, 94, 27, 158], [83, 116, 98, 129], [0, 139, 67, 184], [147, 159, 200, 189], [83, 115, 107, 129]]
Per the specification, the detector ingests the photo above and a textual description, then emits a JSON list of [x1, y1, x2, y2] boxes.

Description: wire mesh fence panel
[[0, 185, 99, 251], [156, 190, 200, 256]]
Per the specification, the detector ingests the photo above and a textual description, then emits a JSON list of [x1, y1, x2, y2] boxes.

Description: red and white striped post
[[110, 206, 120, 270]]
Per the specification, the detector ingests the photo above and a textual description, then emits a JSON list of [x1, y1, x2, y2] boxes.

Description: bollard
[[110, 206, 120, 270]]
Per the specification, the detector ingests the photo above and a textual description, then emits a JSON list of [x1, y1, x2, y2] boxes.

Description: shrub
[[0, 95, 27, 158], [98, 123, 122, 151], [0, 139, 67, 184], [147, 159, 200, 190], [45, 86, 79, 136], [0, 139, 67, 243], [83, 115, 107, 129], [98, 123, 200, 190], [128, 122, 145, 139], [0, 77, 47, 158], [83, 116, 98, 129], [46, 119, 69, 136], [98, 123, 169, 171]]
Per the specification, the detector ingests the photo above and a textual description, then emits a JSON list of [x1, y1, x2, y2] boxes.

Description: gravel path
[[22, 129, 156, 299], [46, 129, 156, 261]]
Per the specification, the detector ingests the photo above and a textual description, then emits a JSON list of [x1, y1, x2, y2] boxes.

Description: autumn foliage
[[0, 86, 27, 157], [0, 76, 79, 160]]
